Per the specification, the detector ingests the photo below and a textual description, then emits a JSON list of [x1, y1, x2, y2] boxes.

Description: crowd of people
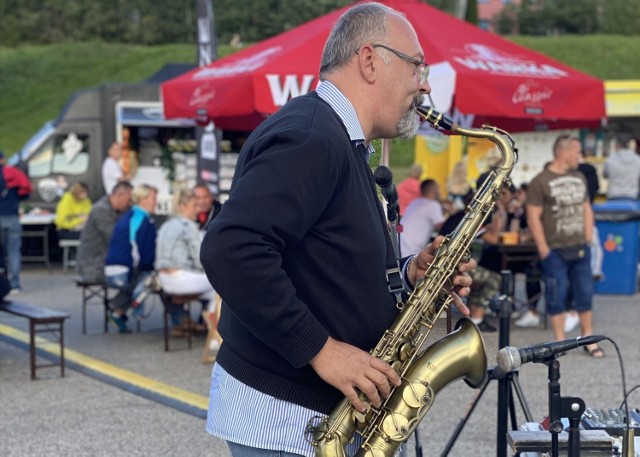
[[72, 156, 223, 336], [395, 129, 640, 361]]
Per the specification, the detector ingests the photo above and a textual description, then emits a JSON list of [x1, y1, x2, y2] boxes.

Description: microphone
[[374, 166, 400, 219], [496, 335, 606, 376], [374, 166, 398, 205]]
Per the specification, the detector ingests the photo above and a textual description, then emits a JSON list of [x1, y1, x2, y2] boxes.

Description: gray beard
[[396, 109, 420, 139], [396, 95, 423, 139]]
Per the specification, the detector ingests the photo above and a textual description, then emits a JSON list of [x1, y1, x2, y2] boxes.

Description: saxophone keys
[[398, 341, 413, 361], [359, 445, 387, 457], [402, 381, 433, 409], [353, 409, 367, 424], [352, 402, 372, 424], [381, 412, 410, 441]]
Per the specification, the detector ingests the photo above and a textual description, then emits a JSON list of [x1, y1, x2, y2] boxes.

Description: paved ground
[[1, 264, 638, 456]]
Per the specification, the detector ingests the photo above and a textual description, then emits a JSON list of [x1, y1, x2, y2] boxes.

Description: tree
[[495, 0, 640, 36], [600, 0, 640, 35]]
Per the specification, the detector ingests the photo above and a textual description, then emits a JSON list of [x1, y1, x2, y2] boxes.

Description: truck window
[[28, 132, 90, 178]]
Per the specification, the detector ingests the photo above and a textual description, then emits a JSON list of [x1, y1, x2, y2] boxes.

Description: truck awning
[[117, 103, 194, 128], [605, 80, 640, 117]]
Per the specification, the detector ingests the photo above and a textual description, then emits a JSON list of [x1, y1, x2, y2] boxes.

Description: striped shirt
[[206, 80, 367, 456]]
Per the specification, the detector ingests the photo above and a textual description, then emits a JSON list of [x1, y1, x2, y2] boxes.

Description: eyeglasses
[[371, 43, 430, 85]]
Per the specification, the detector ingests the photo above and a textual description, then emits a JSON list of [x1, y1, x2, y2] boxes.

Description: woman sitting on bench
[[156, 189, 216, 337]]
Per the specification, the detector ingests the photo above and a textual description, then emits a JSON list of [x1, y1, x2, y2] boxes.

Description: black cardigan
[[201, 92, 400, 414]]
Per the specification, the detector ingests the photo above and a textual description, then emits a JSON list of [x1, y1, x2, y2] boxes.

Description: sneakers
[[564, 311, 580, 333], [108, 312, 131, 334], [9, 288, 22, 296], [477, 320, 497, 333], [515, 310, 540, 328]]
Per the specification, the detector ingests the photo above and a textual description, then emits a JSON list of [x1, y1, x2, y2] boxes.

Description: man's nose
[[419, 79, 431, 94]]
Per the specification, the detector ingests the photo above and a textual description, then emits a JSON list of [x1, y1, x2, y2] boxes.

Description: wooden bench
[[0, 300, 69, 380], [73, 277, 109, 335], [159, 291, 203, 352]]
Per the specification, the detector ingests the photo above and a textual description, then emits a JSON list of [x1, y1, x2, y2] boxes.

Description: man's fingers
[[311, 339, 403, 412], [451, 291, 470, 316], [358, 379, 382, 408], [370, 357, 401, 386], [452, 271, 473, 288], [365, 369, 392, 400], [458, 257, 477, 273], [344, 386, 367, 413]]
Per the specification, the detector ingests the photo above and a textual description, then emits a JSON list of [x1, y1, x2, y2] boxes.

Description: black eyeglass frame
[[369, 43, 430, 84]]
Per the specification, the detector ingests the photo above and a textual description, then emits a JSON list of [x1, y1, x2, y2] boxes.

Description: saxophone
[[307, 106, 518, 457]]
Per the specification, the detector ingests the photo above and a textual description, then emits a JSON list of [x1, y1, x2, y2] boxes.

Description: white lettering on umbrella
[[454, 58, 568, 78], [266, 74, 316, 106], [189, 87, 216, 108], [512, 83, 554, 105], [194, 47, 282, 79], [453, 43, 568, 78]]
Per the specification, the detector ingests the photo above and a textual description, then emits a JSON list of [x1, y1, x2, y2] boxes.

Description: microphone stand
[[441, 271, 533, 457], [545, 357, 585, 457]]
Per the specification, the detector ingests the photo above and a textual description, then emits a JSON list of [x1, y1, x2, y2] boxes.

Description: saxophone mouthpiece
[[416, 106, 458, 133]]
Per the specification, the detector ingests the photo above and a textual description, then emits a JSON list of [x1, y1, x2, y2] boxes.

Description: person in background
[[578, 153, 600, 205], [565, 147, 603, 332], [194, 184, 222, 230], [513, 182, 545, 329], [54, 182, 92, 240], [446, 159, 471, 212], [400, 178, 445, 256], [439, 190, 499, 333], [155, 189, 219, 339], [527, 134, 603, 357], [396, 163, 422, 216], [199, 4, 475, 455], [104, 184, 158, 333], [76, 181, 133, 284], [101, 142, 128, 195], [476, 147, 502, 191], [604, 133, 640, 200], [0, 151, 32, 295]]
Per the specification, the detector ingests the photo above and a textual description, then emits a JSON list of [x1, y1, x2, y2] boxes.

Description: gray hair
[[319, 2, 400, 78]]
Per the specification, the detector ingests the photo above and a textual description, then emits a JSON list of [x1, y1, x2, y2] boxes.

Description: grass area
[[0, 42, 236, 155], [0, 35, 638, 161], [508, 35, 640, 80]]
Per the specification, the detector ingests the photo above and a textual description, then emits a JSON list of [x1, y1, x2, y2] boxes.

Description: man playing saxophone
[[200, 3, 476, 456]]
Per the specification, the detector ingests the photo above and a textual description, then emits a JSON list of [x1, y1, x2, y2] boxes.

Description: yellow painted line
[[0, 323, 209, 411]]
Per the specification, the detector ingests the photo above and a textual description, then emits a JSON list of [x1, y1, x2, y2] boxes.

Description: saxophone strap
[[355, 142, 404, 305]]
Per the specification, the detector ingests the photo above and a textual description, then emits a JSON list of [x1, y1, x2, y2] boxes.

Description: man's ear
[[356, 45, 377, 83]]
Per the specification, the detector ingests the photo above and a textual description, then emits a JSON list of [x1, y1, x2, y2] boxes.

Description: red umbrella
[[161, 0, 605, 132]]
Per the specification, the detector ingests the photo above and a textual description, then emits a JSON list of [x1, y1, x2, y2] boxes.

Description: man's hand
[[408, 235, 475, 316], [310, 337, 401, 413]]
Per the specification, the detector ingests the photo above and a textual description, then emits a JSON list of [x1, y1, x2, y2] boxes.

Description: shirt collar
[[316, 80, 374, 155]]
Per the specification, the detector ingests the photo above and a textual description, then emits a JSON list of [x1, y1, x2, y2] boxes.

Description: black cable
[[618, 384, 640, 413], [603, 337, 630, 427]]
